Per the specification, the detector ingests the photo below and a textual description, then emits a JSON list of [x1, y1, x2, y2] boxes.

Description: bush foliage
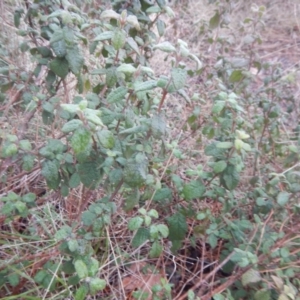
[[0, 0, 300, 299]]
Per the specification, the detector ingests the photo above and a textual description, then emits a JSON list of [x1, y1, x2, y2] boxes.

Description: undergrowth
[[0, 0, 300, 299]]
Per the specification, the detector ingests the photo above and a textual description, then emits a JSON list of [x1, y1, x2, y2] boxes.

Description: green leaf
[[68, 171, 79, 187], [97, 129, 115, 149], [75, 285, 89, 300], [55, 225, 72, 240], [156, 19, 165, 36], [277, 191, 290, 206], [128, 216, 144, 230], [22, 193, 36, 203], [229, 70, 244, 83], [208, 234, 218, 249], [100, 9, 120, 20], [37, 46, 52, 57], [89, 278, 106, 295], [88, 257, 99, 277], [77, 161, 103, 189], [74, 260, 88, 279], [117, 64, 136, 75], [132, 228, 150, 247], [94, 31, 113, 42], [68, 239, 79, 252], [151, 113, 166, 139], [213, 161, 227, 173], [119, 125, 148, 136], [71, 127, 91, 159], [153, 188, 172, 203], [242, 268, 261, 286], [134, 80, 157, 92], [62, 119, 83, 133], [254, 289, 271, 300], [149, 241, 163, 258], [3, 143, 18, 157], [8, 273, 19, 287], [50, 29, 67, 57], [153, 41, 176, 53], [106, 67, 117, 87], [220, 164, 240, 190], [19, 140, 32, 151], [212, 101, 226, 114], [126, 37, 140, 55], [81, 211, 97, 226], [216, 141, 233, 149], [182, 179, 206, 200], [15, 201, 26, 213], [107, 86, 128, 104], [157, 224, 169, 238], [66, 46, 84, 76], [124, 189, 140, 212], [171, 68, 187, 91], [126, 15, 140, 30], [41, 160, 60, 189], [209, 11, 220, 29], [123, 160, 148, 187], [49, 57, 69, 78], [112, 29, 126, 50], [213, 294, 225, 300], [167, 213, 187, 244], [14, 10, 21, 28]]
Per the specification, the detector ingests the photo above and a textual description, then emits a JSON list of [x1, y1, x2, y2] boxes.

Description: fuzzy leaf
[[220, 164, 240, 190], [71, 127, 91, 158], [117, 64, 136, 74], [149, 240, 163, 258], [212, 101, 226, 114], [134, 80, 157, 92], [213, 160, 227, 173], [74, 260, 88, 279], [128, 216, 144, 231], [100, 10, 120, 20], [75, 285, 88, 300], [151, 113, 166, 139], [68, 239, 79, 252], [41, 160, 60, 189], [132, 227, 150, 247], [77, 161, 103, 189], [66, 46, 84, 76], [49, 57, 69, 78], [112, 29, 126, 50], [229, 70, 244, 83], [216, 141, 233, 149], [93, 31, 113, 42], [157, 224, 169, 238], [50, 29, 66, 57], [123, 159, 148, 187], [97, 129, 115, 149], [19, 140, 32, 151], [154, 41, 176, 53], [126, 37, 140, 55], [277, 191, 290, 206], [242, 268, 261, 286], [183, 179, 206, 200], [209, 11, 220, 29], [171, 68, 187, 91], [126, 15, 140, 30], [89, 278, 106, 295], [107, 86, 128, 104], [167, 213, 187, 244], [62, 119, 83, 133], [254, 289, 271, 300]]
